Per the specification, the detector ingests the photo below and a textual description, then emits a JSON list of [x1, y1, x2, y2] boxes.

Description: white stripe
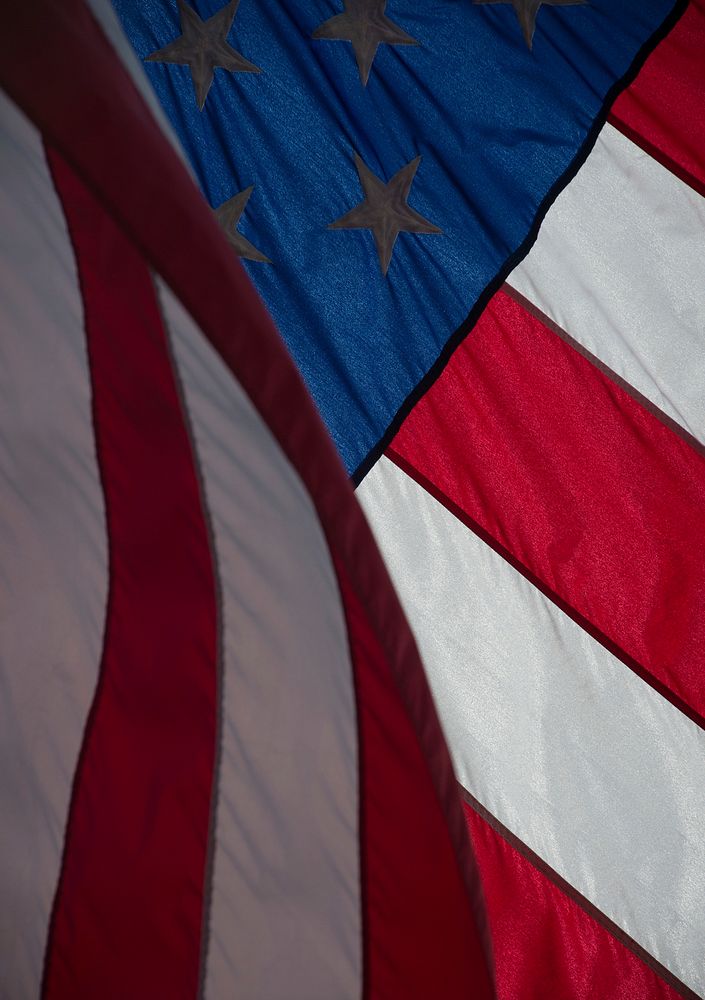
[[0, 95, 108, 998], [158, 282, 361, 1000], [358, 457, 705, 996], [510, 123, 705, 443]]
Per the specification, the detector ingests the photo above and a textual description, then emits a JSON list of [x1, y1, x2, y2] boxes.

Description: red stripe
[[388, 287, 705, 726], [334, 558, 494, 999], [43, 150, 218, 999], [610, 0, 705, 198], [463, 800, 687, 1000], [1, 2, 493, 991]]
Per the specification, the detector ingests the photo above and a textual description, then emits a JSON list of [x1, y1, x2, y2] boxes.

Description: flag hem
[[351, 0, 690, 486]]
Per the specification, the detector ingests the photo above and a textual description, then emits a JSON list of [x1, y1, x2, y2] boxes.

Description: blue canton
[[113, 0, 678, 475]]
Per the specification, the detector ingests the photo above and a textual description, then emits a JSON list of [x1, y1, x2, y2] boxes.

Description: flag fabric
[[111, 0, 685, 481], [356, 8, 705, 998], [0, 3, 495, 999], [3, 1, 705, 998], [104, 0, 705, 998]]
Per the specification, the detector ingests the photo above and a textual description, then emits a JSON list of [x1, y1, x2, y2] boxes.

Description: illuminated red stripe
[[43, 150, 217, 999], [463, 799, 689, 1000], [389, 287, 705, 726], [610, 0, 705, 198]]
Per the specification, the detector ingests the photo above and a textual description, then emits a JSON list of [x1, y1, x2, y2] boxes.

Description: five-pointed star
[[146, 0, 260, 110], [474, 0, 585, 50], [214, 187, 270, 263], [329, 154, 442, 275], [313, 0, 418, 86]]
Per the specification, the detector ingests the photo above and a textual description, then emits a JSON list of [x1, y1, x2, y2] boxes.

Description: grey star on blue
[[474, 0, 586, 50], [329, 154, 442, 275], [214, 187, 270, 263], [146, 0, 260, 110], [313, 0, 419, 86]]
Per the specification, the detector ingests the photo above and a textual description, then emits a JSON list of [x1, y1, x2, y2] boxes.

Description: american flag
[[2, 0, 704, 997], [0, 2, 493, 997]]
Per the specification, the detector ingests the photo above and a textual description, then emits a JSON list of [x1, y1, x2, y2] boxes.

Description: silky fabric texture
[[0, 3, 495, 996], [0, 93, 109, 1000], [611, 0, 705, 195], [389, 287, 705, 722], [510, 124, 705, 447], [112, 0, 678, 474], [43, 146, 224, 1000], [464, 804, 682, 1000], [357, 456, 705, 996], [161, 281, 362, 1000]]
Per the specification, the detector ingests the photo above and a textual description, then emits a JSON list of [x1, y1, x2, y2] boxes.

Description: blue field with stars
[[113, 0, 677, 475]]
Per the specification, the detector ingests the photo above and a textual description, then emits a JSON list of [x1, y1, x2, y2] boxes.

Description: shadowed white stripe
[[358, 457, 705, 996], [0, 94, 108, 999], [159, 282, 361, 1000], [510, 123, 705, 445]]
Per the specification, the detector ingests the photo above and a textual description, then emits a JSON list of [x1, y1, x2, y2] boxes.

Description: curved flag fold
[[0, 2, 494, 998]]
